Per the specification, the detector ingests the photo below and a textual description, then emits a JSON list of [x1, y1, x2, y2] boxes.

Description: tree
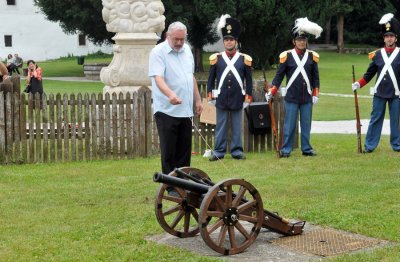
[[334, 1, 361, 53], [389, 0, 400, 15], [232, 0, 317, 69], [34, 0, 114, 44], [187, 1, 236, 72], [345, 0, 395, 47]]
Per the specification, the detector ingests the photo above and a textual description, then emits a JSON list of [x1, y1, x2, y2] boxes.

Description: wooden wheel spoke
[[238, 214, 259, 223], [207, 218, 224, 234], [199, 178, 264, 255], [217, 225, 228, 247], [232, 186, 247, 207], [225, 185, 233, 207], [235, 221, 250, 240], [191, 208, 199, 223], [163, 204, 181, 216], [184, 211, 190, 233], [206, 211, 224, 218], [156, 168, 212, 238], [237, 199, 256, 212], [170, 210, 184, 229], [175, 187, 186, 197], [214, 194, 226, 211], [228, 225, 237, 248], [162, 195, 183, 204]]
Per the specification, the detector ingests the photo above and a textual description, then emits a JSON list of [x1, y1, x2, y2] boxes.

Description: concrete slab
[[146, 223, 392, 261]]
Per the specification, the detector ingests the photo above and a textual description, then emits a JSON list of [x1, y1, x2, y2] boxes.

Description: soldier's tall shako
[[207, 14, 253, 161], [268, 17, 322, 157], [351, 13, 400, 153], [380, 13, 400, 36]]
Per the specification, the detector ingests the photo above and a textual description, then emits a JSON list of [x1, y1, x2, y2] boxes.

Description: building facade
[[0, 0, 112, 61]]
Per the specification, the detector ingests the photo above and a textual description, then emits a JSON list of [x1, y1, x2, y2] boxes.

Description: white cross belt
[[373, 47, 400, 96], [285, 49, 311, 95], [217, 52, 245, 95]]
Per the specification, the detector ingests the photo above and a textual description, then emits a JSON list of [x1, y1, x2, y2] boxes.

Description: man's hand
[[207, 92, 212, 102], [352, 82, 360, 92], [169, 94, 182, 105], [195, 100, 203, 116], [312, 96, 319, 104], [244, 95, 252, 104]]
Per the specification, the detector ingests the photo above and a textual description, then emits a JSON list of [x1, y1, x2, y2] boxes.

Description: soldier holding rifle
[[352, 13, 400, 153], [266, 18, 322, 158]]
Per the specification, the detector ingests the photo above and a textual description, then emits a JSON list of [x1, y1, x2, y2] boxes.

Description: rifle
[[353, 65, 363, 153], [263, 69, 280, 158]]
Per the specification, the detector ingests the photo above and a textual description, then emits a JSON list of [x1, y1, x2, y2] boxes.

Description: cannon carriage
[[153, 167, 305, 255]]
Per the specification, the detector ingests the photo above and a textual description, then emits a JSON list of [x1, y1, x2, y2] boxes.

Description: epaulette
[[241, 53, 252, 66], [368, 49, 378, 60], [308, 50, 320, 63], [209, 53, 219, 65], [279, 51, 288, 63]]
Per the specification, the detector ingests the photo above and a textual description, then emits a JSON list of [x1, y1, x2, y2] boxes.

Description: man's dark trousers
[[155, 111, 192, 174]]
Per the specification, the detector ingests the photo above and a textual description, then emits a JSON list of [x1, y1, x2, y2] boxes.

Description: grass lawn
[[0, 134, 399, 261], [38, 52, 113, 77], [313, 95, 373, 121], [41, 80, 104, 95]]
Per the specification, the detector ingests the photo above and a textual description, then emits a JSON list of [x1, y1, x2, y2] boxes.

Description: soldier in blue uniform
[[266, 18, 322, 158], [207, 15, 253, 161], [352, 13, 400, 153]]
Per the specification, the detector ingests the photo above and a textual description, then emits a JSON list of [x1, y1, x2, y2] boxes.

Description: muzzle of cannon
[[153, 167, 305, 255]]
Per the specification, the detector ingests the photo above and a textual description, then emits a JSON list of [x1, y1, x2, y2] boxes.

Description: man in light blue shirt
[[149, 21, 203, 174]]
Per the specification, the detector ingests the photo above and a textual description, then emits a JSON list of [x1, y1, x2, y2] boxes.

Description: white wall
[[0, 0, 112, 62]]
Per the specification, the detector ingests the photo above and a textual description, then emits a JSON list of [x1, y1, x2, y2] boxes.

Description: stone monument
[[101, 0, 165, 94]]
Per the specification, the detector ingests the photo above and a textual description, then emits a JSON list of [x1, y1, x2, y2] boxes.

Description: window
[[78, 34, 86, 46], [7, 0, 16, 5], [4, 35, 12, 47]]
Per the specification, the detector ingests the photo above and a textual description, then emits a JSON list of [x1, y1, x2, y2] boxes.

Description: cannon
[[153, 167, 305, 255]]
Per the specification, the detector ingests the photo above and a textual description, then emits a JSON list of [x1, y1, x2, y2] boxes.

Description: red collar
[[385, 47, 396, 53], [225, 50, 237, 58]]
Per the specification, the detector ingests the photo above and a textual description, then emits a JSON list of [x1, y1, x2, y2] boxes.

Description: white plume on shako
[[292, 17, 323, 38]]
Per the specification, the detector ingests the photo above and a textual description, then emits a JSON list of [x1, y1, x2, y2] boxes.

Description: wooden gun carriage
[[153, 167, 305, 255]]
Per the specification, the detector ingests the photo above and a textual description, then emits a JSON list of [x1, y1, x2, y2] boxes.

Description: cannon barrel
[[153, 173, 210, 194]]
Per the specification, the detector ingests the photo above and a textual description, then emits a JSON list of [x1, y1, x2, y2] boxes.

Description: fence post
[[144, 87, 152, 157], [10, 75, 21, 94], [0, 91, 5, 163]]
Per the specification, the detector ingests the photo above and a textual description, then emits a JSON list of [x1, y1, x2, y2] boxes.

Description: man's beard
[[386, 42, 396, 48], [173, 45, 183, 52]]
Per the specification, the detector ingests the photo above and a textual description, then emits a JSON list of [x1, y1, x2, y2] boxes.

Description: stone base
[[103, 85, 151, 99]]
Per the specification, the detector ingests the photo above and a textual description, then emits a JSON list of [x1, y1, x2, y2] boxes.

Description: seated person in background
[[25, 60, 44, 95], [14, 53, 23, 74], [6, 54, 16, 75]]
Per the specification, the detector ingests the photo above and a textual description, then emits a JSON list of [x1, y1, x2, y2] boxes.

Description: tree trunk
[[324, 16, 331, 44], [337, 14, 344, 53], [193, 47, 204, 72]]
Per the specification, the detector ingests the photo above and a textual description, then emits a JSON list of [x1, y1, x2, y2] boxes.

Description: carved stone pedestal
[[101, 32, 159, 96]]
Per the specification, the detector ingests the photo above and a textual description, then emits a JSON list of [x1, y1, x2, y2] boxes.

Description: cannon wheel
[[199, 178, 264, 255], [155, 167, 211, 238]]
